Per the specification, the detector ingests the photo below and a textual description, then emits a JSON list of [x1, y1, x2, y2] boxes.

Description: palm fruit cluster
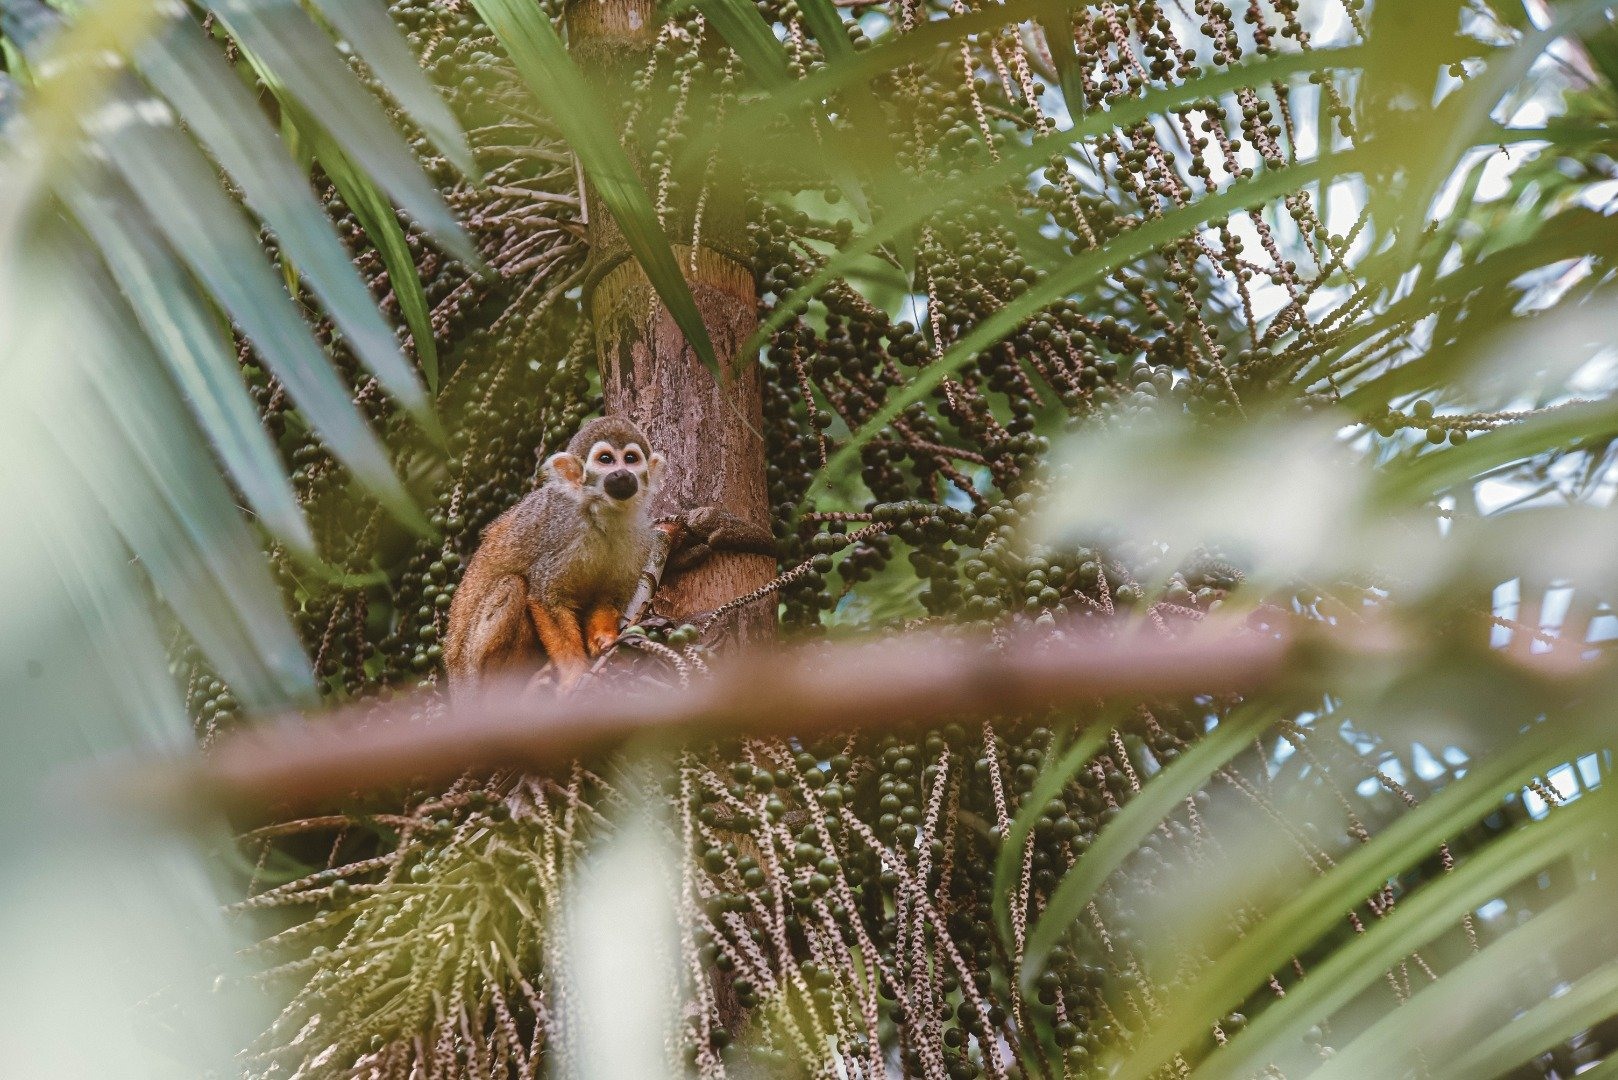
[[191, 2, 1513, 1079]]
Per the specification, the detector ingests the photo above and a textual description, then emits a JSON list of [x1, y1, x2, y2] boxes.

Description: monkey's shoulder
[[472, 487, 576, 565]]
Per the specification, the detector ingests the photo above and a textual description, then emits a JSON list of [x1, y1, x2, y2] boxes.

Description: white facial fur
[[581, 439, 661, 503]]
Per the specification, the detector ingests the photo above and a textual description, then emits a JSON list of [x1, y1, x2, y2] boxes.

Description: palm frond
[[1, 0, 473, 695]]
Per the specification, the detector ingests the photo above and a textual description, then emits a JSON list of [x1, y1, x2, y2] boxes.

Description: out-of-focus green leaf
[[1021, 703, 1281, 984], [0, 69, 18, 122], [1189, 791, 1610, 1080], [302, 0, 475, 176], [26, 477, 193, 749], [1111, 715, 1599, 1080], [50, 424, 305, 711], [469, 0, 722, 379], [136, 16, 441, 420], [0, 11, 274, 1074], [2, 0, 425, 526], [201, 0, 478, 268], [92, 89, 427, 534], [0, 0, 170, 181], [67, 183, 316, 558], [682, 0, 792, 87], [1037, 415, 1384, 587], [1431, 942, 1618, 1080], [1309, 883, 1615, 1080], [51, 253, 318, 707]]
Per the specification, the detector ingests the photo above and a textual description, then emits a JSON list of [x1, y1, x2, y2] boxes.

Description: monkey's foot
[[519, 667, 556, 702]]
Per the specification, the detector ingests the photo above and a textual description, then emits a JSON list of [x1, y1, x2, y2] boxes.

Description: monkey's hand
[[666, 506, 776, 572]]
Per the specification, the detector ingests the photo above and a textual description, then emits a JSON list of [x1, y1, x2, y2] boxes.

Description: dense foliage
[[5, 0, 1618, 1078]]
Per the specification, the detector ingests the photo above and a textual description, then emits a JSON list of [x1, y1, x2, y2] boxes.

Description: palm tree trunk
[[566, 0, 776, 644]]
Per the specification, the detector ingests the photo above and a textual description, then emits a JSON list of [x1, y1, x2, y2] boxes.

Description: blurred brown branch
[[124, 617, 1297, 819]]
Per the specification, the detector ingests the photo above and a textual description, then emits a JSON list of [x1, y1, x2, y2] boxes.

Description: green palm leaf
[[1111, 714, 1603, 1080], [740, 44, 1366, 362], [1019, 703, 1282, 982], [67, 185, 316, 557], [303, 0, 475, 176], [308, 127, 445, 399], [136, 15, 442, 423], [1436, 962, 1618, 1080], [808, 146, 1372, 502], [92, 101, 428, 533], [1, 0, 467, 713], [200, 0, 477, 268], [59, 247, 318, 707], [1310, 883, 1616, 1080], [991, 721, 1112, 950], [1188, 790, 1611, 1080]]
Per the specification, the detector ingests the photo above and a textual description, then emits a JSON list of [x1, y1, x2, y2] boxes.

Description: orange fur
[[527, 601, 589, 692], [584, 602, 621, 657]]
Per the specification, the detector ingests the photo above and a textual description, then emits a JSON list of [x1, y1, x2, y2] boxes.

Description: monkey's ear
[[544, 452, 584, 488], [646, 452, 666, 489]]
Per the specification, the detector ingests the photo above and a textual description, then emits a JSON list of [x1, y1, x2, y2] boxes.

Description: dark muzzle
[[603, 469, 639, 501]]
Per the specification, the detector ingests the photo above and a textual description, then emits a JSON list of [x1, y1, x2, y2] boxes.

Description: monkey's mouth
[[602, 470, 639, 501]]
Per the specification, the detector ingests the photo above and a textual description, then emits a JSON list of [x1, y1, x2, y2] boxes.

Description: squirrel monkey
[[445, 417, 664, 693]]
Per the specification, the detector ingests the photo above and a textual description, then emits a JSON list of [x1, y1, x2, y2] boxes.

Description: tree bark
[[565, 0, 776, 644]]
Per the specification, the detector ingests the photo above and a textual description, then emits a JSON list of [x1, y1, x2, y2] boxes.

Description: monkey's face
[[582, 438, 650, 502], [574, 437, 662, 507], [546, 417, 664, 509]]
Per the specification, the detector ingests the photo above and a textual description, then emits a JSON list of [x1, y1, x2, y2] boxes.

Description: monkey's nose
[[603, 469, 639, 500]]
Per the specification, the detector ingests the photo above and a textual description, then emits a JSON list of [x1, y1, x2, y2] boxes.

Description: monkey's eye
[[596, 451, 614, 464], [623, 450, 640, 464]]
